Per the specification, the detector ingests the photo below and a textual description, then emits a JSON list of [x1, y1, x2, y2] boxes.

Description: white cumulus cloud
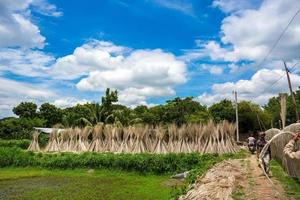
[[200, 64, 224, 75], [212, 0, 261, 13], [184, 0, 300, 63], [196, 69, 300, 105], [49, 40, 187, 106], [53, 98, 89, 108], [0, 0, 61, 49], [0, 48, 54, 77], [0, 77, 56, 118]]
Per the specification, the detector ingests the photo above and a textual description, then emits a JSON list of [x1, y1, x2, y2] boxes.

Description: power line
[[261, 60, 300, 94], [254, 7, 300, 69], [234, 8, 300, 132], [242, 7, 300, 95]]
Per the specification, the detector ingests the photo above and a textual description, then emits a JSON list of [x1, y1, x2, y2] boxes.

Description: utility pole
[[233, 91, 239, 142], [284, 61, 299, 122]]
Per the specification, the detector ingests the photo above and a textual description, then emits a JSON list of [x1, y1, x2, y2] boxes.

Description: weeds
[[0, 147, 246, 175]]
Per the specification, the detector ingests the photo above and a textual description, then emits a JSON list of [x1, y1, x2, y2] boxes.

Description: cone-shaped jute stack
[[31, 120, 239, 154]]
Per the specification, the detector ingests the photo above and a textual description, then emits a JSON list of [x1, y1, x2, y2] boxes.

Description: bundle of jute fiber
[[202, 121, 215, 153], [259, 130, 295, 187], [117, 126, 131, 153], [265, 128, 280, 140], [59, 128, 70, 152], [37, 120, 239, 154], [45, 129, 60, 152], [131, 125, 148, 153], [82, 126, 92, 151], [74, 127, 86, 152], [28, 131, 40, 151], [167, 124, 177, 152], [153, 126, 168, 154], [103, 124, 113, 152], [179, 160, 243, 200], [110, 125, 122, 152], [147, 126, 158, 152], [264, 127, 300, 180], [173, 125, 185, 153], [190, 123, 202, 152], [221, 120, 239, 153], [180, 125, 193, 153], [283, 122, 300, 133], [68, 127, 77, 152], [89, 123, 104, 152]]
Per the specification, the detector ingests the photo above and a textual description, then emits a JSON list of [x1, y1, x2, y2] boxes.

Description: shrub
[[0, 117, 46, 139], [0, 147, 244, 175], [0, 139, 30, 149]]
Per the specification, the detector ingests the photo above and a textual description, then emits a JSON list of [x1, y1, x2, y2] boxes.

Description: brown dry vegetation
[[30, 120, 239, 154]]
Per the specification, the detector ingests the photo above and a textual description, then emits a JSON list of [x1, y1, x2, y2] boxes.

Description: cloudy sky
[[1, 0, 300, 118]]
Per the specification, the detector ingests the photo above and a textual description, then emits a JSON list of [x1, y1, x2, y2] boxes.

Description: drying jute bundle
[[30, 120, 239, 154], [263, 124, 300, 181], [27, 131, 40, 151]]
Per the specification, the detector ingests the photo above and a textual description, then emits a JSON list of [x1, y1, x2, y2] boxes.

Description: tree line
[[1, 88, 300, 139]]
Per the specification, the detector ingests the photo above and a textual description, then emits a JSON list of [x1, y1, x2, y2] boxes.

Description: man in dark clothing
[[257, 132, 271, 174]]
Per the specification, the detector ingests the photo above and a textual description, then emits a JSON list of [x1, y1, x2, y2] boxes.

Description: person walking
[[257, 132, 271, 174], [247, 133, 256, 154]]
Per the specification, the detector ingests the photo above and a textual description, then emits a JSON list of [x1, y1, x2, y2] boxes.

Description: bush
[[0, 147, 244, 175], [0, 117, 46, 139], [0, 139, 30, 149]]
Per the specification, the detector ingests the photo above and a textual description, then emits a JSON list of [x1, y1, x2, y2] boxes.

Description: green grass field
[[270, 160, 300, 200], [0, 167, 181, 200]]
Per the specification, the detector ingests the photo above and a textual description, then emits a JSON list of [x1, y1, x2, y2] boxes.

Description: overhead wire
[[235, 7, 300, 132], [254, 7, 300, 70], [260, 60, 300, 94]]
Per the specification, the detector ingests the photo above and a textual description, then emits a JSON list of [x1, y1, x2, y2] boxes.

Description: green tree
[[264, 96, 281, 128], [39, 103, 62, 127], [132, 105, 158, 125], [186, 110, 211, 123], [0, 117, 45, 139], [101, 88, 118, 121], [264, 90, 300, 128], [13, 102, 37, 118], [62, 104, 93, 127], [209, 99, 235, 122], [238, 101, 271, 133], [162, 97, 207, 125], [106, 106, 138, 125]]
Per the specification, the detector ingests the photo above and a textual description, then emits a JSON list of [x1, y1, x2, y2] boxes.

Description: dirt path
[[242, 155, 291, 200], [180, 155, 292, 200]]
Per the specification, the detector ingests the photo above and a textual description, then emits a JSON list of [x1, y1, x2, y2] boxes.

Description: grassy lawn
[[0, 144, 247, 200], [270, 160, 300, 200], [0, 168, 180, 200]]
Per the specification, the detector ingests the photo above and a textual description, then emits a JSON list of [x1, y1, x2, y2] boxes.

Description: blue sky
[[1, 0, 300, 118]]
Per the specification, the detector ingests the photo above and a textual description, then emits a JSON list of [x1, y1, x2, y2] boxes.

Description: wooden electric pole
[[284, 61, 299, 122], [233, 91, 239, 142]]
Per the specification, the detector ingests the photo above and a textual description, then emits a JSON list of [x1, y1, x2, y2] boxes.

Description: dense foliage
[[1, 88, 300, 139], [0, 139, 30, 149], [0, 146, 245, 175], [0, 117, 45, 139]]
